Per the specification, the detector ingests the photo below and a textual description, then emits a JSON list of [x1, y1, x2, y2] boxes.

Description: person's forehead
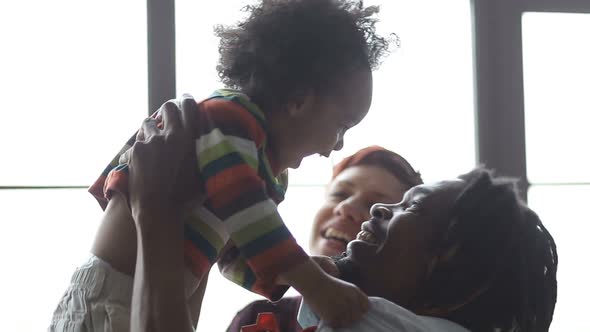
[[406, 179, 466, 199], [332, 165, 404, 194]]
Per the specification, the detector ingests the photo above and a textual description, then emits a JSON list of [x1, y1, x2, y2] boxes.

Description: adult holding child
[[227, 146, 424, 331], [125, 97, 558, 332], [50, 0, 394, 330]]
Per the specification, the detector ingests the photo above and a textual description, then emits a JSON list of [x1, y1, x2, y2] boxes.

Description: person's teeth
[[356, 230, 378, 244], [325, 228, 353, 242]]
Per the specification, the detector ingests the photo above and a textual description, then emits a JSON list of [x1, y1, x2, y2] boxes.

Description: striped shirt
[[89, 90, 308, 300]]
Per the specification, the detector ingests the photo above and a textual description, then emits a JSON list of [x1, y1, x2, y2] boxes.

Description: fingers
[[160, 100, 182, 133], [311, 256, 339, 277], [140, 117, 159, 141], [180, 94, 199, 137], [136, 128, 145, 142]]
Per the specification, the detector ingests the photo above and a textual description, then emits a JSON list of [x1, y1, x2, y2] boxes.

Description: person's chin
[[318, 238, 348, 257], [346, 239, 379, 262], [332, 253, 363, 287]]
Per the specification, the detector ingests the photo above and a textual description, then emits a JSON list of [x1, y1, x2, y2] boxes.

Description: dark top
[[227, 296, 303, 332]]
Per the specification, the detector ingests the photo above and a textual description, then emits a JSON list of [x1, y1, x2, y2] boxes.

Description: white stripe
[[196, 128, 225, 154], [184, 203, 230, 243], [224, 199, 278, 234], [196, 128, 258, 161], [227, 135, 258, 161]]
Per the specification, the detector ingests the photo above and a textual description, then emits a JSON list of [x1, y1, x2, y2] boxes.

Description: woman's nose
[[335, 198, 368, 224], [370, 203, 393, 220]]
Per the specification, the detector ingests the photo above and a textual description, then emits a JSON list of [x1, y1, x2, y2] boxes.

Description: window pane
[[528, 185, 590, 332], [176, 0, 475, 185], [330, 0, 475, 183], [523, 13, 590, 184], [0, 189, 102, 331], [0, 0, 147, 186]]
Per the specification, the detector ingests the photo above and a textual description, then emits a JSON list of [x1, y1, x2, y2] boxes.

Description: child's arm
[[277, 258, 369, 328], [193, 96, 309, 299]]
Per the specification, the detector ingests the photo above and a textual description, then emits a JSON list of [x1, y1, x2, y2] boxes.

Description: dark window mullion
[[471, 0, 528, 199], [147, 0, 176, 115], [0, 186, 87, 190]]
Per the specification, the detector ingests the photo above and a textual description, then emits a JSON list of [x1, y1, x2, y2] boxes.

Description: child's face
[[269, 70, 373, 170]]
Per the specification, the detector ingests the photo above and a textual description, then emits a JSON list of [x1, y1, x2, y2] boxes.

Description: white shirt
[[298, 297, 470, 332]]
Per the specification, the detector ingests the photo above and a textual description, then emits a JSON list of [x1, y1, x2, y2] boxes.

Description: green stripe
[[222, 257, 247, 287], [199, 140, 258, 171], [185, 216, 225, 252], [231, 213, 283, 247]]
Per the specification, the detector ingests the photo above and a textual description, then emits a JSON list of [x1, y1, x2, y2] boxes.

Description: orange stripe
[[104, 171, 129, 200], [200, 99, 266, 146], [207, 176, 265, 211], [206, 164, 264, 196], [184, 240, 212, 279], [248, 240, 308, 278]]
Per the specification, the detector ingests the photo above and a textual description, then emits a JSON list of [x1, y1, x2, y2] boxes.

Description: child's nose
[[333, 138, 344, 151]]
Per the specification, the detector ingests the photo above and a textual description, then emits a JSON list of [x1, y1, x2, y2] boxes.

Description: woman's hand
[[128, 94, 199, 332], [127, 95, 199, 220]]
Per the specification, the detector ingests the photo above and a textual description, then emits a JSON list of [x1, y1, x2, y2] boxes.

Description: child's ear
[[288, 91, 316, 117]]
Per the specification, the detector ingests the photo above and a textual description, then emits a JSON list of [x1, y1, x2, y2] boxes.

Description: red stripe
[[88, 175, 108, 210], [184, 240, 212, 279], [249, 239, 308, 279], [205, 164, 265, 209], [200, 99, 266, 146], [104, 171, 129, 200]]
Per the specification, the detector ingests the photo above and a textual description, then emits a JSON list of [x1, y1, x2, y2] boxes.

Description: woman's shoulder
[[315, 297, 469, 332]]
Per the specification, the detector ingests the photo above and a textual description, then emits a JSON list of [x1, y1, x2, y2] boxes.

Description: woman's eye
[[330, 192, 348, 200], [406, 200, 421, 212]]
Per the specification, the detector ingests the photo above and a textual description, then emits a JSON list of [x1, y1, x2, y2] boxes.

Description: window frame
[[471, 0, 590, 200]]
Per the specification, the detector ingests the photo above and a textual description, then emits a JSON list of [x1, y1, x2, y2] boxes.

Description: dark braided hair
[[215, 0, 391, 112], [415, 168, 558, 332]]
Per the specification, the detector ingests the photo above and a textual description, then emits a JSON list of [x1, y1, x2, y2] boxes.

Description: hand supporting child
[[127, 96, 199, 332], [278, 257, 369, 328]]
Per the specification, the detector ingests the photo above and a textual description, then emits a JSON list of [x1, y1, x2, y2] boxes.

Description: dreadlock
[[415, 168, 558, 332], [215, 0, 391, 112]]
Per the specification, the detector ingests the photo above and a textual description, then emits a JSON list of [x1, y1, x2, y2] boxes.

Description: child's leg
[[48, 255, 133, 332]]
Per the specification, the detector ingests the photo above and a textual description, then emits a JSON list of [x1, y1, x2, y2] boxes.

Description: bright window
[[522, 12, 590, 331], [0, 1, 146, 331], [0, 0, 147, 186]]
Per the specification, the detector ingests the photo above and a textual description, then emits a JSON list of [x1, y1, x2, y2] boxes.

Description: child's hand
[[310, 255, 339, 277], [303, 274, 369, 328]]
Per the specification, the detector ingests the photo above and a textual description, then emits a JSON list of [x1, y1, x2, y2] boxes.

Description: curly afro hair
[[215, 0, 391, 111]]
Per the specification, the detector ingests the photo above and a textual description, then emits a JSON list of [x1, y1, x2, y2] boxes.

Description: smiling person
[[310, 169, 558, 332], [49, 0, 393, 330], [124, 98, 557, 332], [228, 145, 424, 331]]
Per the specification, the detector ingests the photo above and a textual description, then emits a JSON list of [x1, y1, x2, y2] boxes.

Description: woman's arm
[[127, 96, 200, 332], [131, 206, 193, 332]]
